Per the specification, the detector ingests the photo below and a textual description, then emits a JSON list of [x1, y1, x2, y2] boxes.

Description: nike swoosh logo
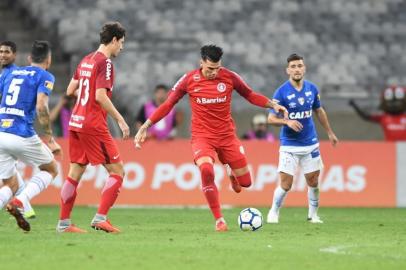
[[113, 155, 120, 159]]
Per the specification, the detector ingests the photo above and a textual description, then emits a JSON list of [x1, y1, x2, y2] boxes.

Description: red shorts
[[191, 134, 247, 167], [69, 131, 121, 165]]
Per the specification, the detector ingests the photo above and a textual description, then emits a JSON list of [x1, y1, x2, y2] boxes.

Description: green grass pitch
[[0, 207, 405, 270]]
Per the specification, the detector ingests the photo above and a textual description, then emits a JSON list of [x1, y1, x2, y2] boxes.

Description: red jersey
[[157, 67, 269, 138], [69, 51, 114, 135], [371, 113, 406, 141]]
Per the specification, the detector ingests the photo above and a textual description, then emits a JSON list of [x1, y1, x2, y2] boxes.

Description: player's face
[[111, 37, 125, 58], [200, 59, 221, 80], [286, 59, 306, 82], [0, 45, 16, 67]]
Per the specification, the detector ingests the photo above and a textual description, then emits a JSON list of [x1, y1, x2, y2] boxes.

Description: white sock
[[16, 171, 52, 207], [0, 185, 13, 209], [270, 186, 288, 214], [308, 186, 320, 218], [92, 213, 107, 224], [15, 172, 34, 213], [15, 171, 26, 195]]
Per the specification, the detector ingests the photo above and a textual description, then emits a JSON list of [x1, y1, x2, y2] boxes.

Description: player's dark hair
[[287, 53, 304, 64], [30, 40, 51, 63], [200, 44, 223, 62], [100, 22, 126, 45], [154, 84, 168, 92], [0, 40, 17, 53]]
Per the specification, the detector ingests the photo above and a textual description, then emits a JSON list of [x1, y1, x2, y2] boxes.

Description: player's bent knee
[[39, 160, 58, 178], [236, 172, 252, 188], [105, 162, 125, 178]]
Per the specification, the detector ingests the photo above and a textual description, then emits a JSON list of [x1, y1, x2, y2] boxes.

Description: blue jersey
[[0, 63, 17, 79], [0, 66, 54, 137], [270, 80, 321, 147]]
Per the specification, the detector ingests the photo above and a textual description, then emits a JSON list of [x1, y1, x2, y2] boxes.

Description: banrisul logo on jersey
[[289, 110, 312, 119], [196, 96, 227, 104]]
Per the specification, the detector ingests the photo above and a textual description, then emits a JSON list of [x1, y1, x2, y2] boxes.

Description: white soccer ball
[[238, 208, 263, 231]]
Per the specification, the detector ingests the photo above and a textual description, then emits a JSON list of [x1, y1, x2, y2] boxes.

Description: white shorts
[[278, 148, 323, 176], [0, 132, 53, 179]]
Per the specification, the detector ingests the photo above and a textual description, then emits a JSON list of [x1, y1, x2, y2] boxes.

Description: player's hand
[[134, 125, 148, 149], [286, 119, 303, 132], [47, 137, 62, 156], [273, 103, 289, 119], [118, 118, 130, 139], [328, 132, 339, 147]]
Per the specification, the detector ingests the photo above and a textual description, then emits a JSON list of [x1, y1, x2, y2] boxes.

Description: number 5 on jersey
[[5, 78, 24, 106], [77, 78, 89, 106]]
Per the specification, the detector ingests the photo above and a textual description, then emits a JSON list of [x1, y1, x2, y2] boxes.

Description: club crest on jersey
[[193, 74, 200, 81], [298, 97, 305, 105], [217, 83, 226, 93]]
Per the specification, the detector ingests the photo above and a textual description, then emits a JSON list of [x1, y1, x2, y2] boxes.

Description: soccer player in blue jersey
[[266, 54, 338, 224], [0, 40, 37, 219], [0, 40, 61, 231], [0, 41, 17, 75]]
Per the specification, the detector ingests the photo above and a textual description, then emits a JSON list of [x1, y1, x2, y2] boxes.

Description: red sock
[[236, 172, 252, 188], [59, 177, 79, 220], [97, 174, 123, 215], [200, 163, 222, 219]]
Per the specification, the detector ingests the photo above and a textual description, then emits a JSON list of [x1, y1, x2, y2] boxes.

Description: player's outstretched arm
[[95, 88, 129, 139], [134, 94, 180, 149], [348, 99, 376, 122], [315, 107, 338, 146], [36, 92, 62, 155], [268, 113, 303, 132], [266, 99, 289, 119]]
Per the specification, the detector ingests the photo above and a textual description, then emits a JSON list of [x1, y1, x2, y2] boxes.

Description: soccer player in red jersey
[[134, 45, 288, 231], [350, 86, 406, 141], [56, 22, 130, 233]]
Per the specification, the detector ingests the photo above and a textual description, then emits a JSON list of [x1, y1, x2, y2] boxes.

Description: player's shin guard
[[16, 171, 52, 207], [0, 185, 13, 209], [236, 172, 252, 188], [200, 162, 222, 219], [308, 186, 320, 218], [97, 174, 123, 215], [59, 177, 79, 220], [271, 186, 288, 213]]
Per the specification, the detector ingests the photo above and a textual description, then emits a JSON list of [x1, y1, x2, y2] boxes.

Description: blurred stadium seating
[[2, 0, 405, 139]]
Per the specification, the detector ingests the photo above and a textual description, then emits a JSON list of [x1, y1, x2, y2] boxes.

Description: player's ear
[[27, 55, 32, 65], [112, 36, 119, 44], [199, 59, 203, 67]]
